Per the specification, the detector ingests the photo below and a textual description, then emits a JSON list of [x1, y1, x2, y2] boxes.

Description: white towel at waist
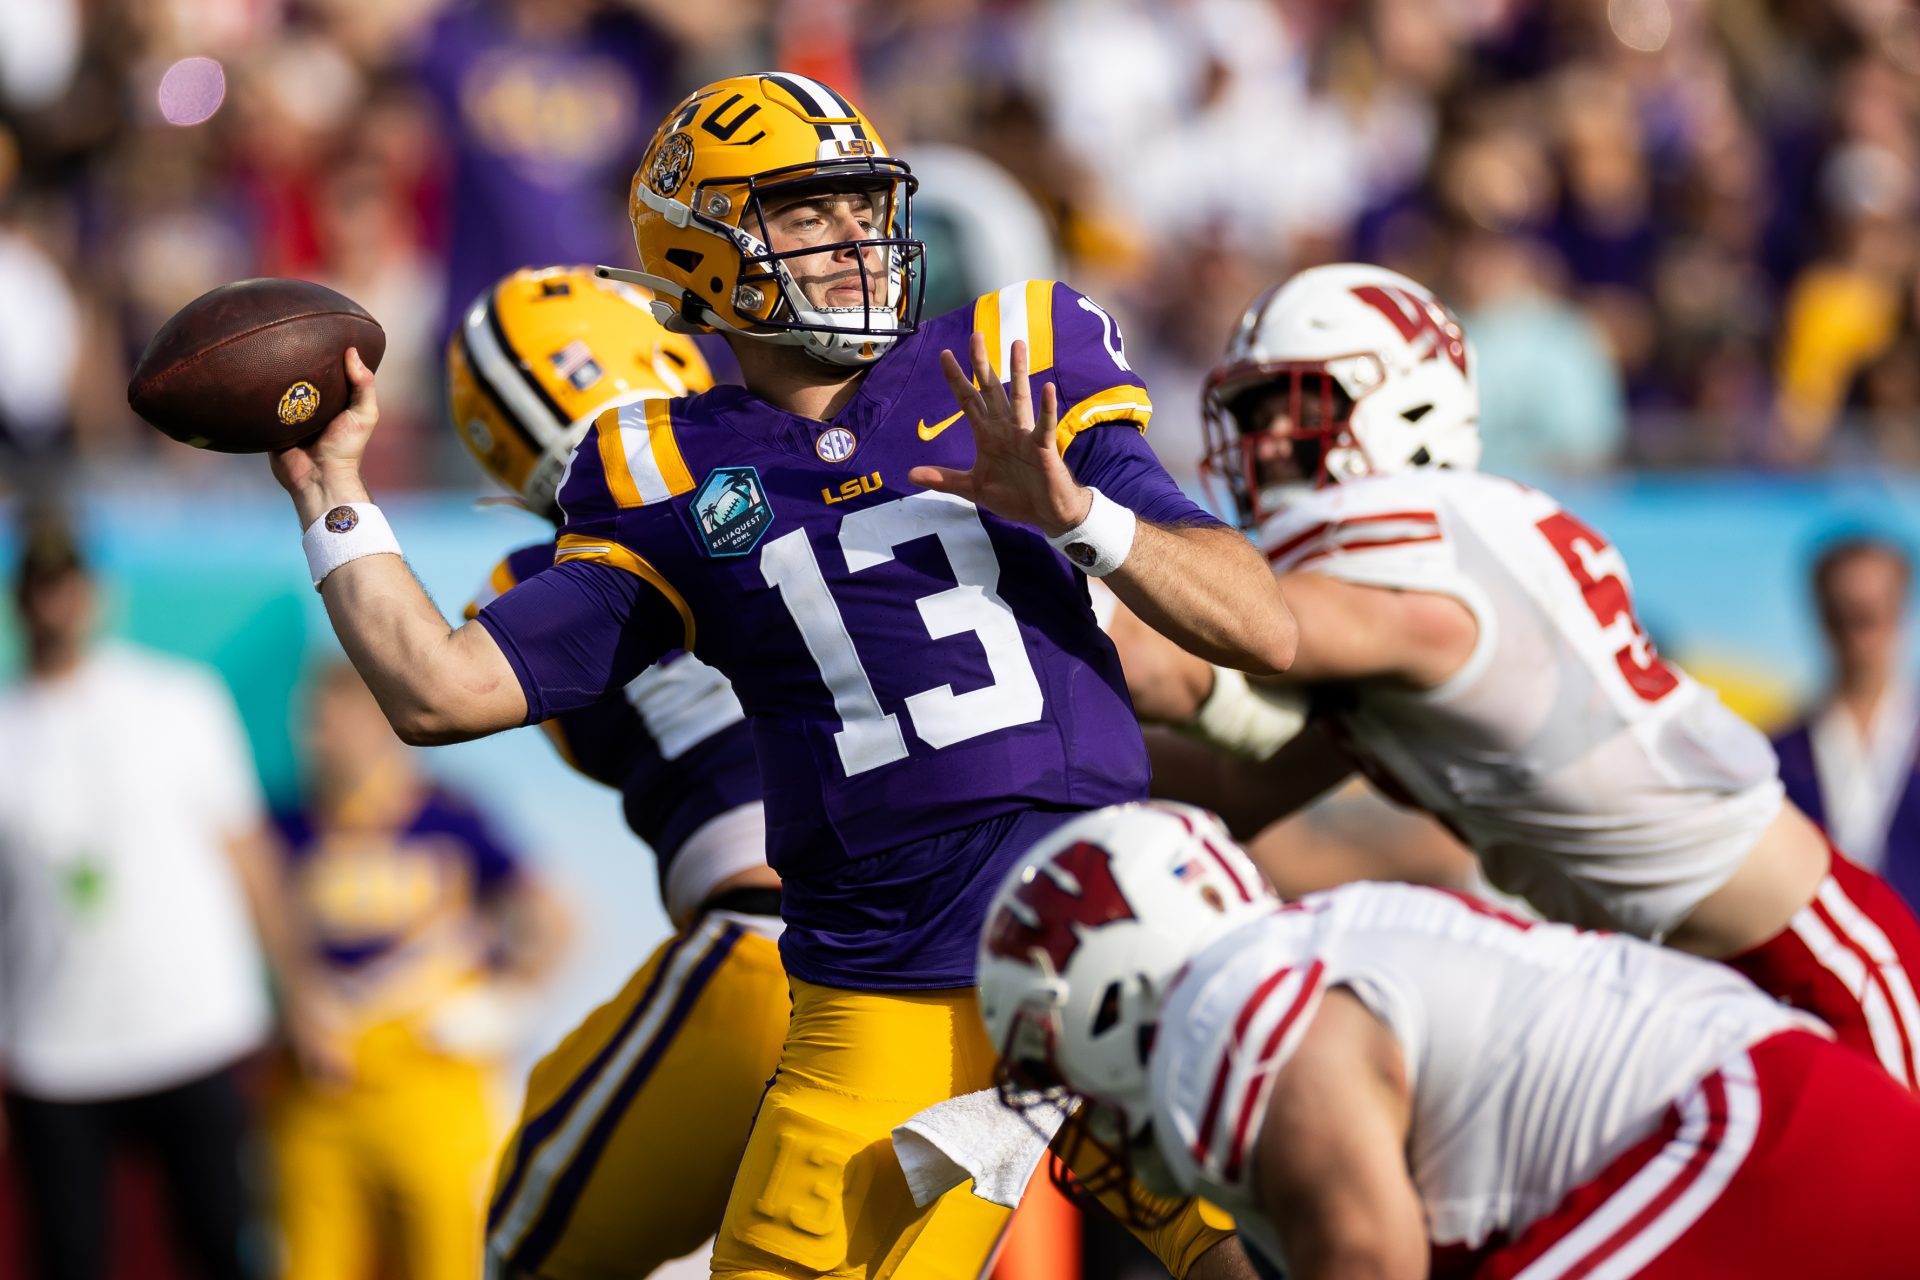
[[890, 1088, 1072, 1209]]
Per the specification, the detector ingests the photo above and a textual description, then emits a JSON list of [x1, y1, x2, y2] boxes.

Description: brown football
[[127, 278, 386, 453]]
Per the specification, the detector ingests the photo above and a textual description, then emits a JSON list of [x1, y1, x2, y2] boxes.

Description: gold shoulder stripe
[[972, 290, 1002, 379], [1056, 384, 1153, 454], [594, 400, 695, 509], [972, 281, 1060, 382], [553, 533, 697, 651], [594, 409, 642, 508], [643, 398, 695, 498], [1024, 280, 1057, 373]]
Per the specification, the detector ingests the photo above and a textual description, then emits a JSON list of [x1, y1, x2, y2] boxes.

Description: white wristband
[[302, 502, 401, 589], [1047, 487, 1137, 578]]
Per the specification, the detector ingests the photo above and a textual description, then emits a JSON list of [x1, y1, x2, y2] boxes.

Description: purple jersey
[[478, 282, 1220, 986], [468, 543, 761, 909]]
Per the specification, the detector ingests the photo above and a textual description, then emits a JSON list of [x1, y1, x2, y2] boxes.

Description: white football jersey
[[1262, 470, 1782, 939], [1151, 881, 1817, 1270]]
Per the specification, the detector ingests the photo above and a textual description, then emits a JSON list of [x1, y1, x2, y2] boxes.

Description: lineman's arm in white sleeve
[[1251, 990, 1428, 1280]]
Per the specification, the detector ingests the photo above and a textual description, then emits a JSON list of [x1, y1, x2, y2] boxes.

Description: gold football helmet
[[446, 266, 713, 521], [600, 72, 924, 367]]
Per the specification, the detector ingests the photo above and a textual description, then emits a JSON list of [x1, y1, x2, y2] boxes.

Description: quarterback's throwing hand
[[910, 334, 1093, 536], [271, 346, 379, 526]]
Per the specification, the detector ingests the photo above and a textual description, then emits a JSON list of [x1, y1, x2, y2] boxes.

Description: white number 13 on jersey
[[760, 492, 1045, 776]]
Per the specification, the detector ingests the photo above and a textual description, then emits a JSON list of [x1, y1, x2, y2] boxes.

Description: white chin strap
[[792, 307, 903, 366], [777, 249, 906, 366]]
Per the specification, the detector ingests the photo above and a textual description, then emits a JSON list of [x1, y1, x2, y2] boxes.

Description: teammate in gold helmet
[[447, 265, 714, 520], [447, 271, 785, 1279]]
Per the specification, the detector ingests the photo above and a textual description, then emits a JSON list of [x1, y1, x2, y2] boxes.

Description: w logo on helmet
[[1351, 284, 1469, 376], [985, 841, 1136, 972]]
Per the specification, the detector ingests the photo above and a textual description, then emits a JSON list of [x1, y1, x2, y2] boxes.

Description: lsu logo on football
[[278, 380, 319, 425], [693, 466, 773, 557]]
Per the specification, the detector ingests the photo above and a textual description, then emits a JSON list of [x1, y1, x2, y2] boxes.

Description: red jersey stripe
[[1268, 510, 1441, 567], [1192, 965, 1295, 1167], [1223, 960, 1327, 1183], [1811, 897, 1920, 1089]]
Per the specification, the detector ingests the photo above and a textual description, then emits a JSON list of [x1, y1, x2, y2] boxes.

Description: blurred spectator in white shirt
[[0, 509, 320, 1280]]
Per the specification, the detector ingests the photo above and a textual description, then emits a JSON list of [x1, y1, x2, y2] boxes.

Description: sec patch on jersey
[[128, 278, 386, 453]]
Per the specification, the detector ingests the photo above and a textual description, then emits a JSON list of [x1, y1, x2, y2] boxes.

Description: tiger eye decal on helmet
[[649, 132, 695, 197], [601, 72, 927, 369], [445, 266, 714, 523]]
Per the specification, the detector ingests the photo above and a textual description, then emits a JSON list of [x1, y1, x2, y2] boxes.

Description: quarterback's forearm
[[1107, 522, 1297, 674], [294, 476, 527, 744], [317, 557, 527, 745]]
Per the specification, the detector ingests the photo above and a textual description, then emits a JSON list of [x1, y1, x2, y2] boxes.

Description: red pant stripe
[[1510, 1055, 1760, 1280]]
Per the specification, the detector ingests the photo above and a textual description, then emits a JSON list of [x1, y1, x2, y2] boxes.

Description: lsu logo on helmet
[[649, 132, 694, 196]]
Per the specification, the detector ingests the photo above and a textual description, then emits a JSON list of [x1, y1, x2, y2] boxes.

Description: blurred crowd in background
[[2, 0, 1920, 493]]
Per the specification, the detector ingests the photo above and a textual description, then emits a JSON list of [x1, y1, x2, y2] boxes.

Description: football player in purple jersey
[[268, 73, 1291, 1279]]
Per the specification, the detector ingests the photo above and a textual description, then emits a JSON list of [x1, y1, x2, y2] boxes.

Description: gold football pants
[[272, 1038, 500, 1280], [710, 977, 1234, 1279]]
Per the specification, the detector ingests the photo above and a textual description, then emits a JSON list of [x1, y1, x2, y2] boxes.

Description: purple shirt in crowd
[[413, 1, 678, 331]]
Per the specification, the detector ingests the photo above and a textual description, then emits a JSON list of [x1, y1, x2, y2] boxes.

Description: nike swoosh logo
[[917, 409, 964, 441]]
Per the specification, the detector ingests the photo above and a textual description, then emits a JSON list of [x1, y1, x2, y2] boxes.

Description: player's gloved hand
[[271, 346, 379, 528], [910, 334, 1094, 537]]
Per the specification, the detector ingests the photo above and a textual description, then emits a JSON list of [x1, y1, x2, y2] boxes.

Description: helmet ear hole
[[1092, 981, 1125, 1036]]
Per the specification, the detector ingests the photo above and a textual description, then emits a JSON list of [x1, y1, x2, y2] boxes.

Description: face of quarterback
[[762, 186, 890, 311]]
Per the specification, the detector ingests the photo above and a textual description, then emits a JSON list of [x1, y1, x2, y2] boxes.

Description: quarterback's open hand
[[909, 334, 1093, 536], [271, 346, 378, 527]]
